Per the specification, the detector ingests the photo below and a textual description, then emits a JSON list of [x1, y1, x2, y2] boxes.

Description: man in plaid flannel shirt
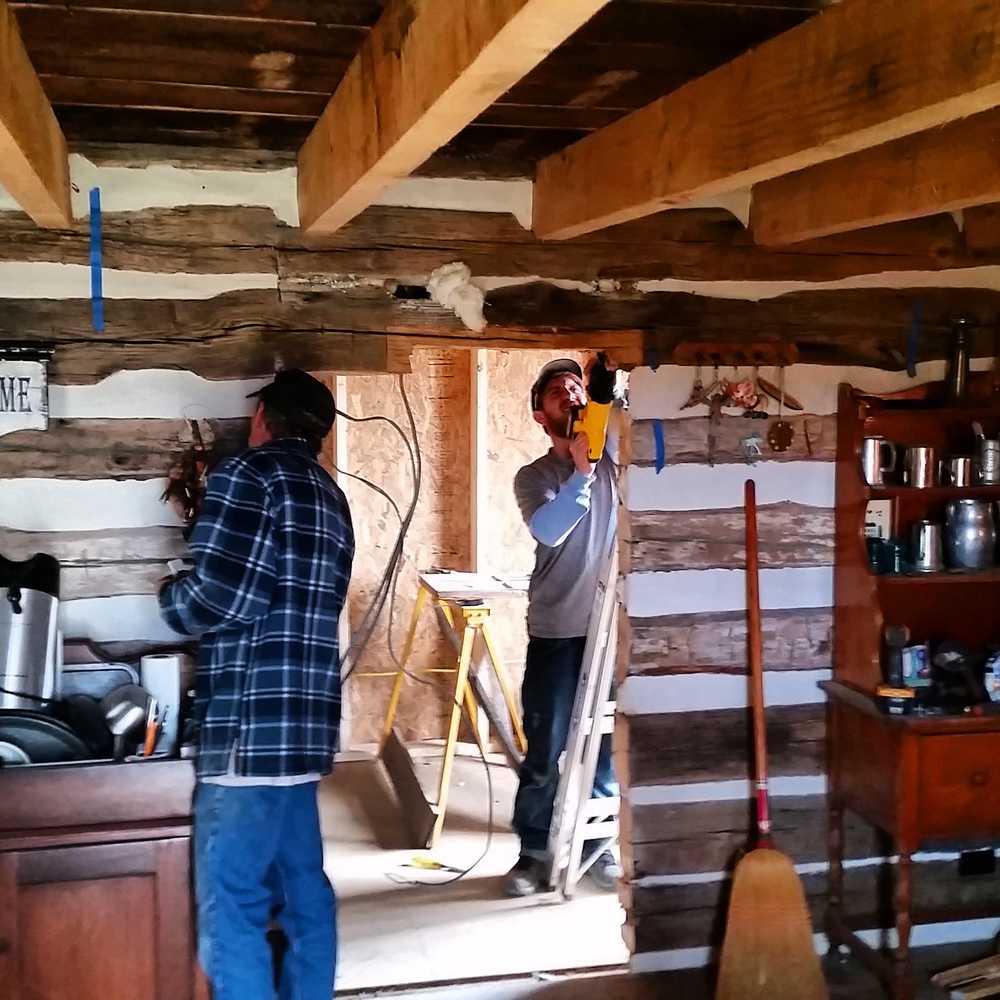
[[159, 369, 354, 1000]]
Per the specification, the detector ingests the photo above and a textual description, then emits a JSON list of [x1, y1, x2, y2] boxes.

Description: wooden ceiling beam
[[297, 0, 611, 234], [752, 108, 1000, 245], [533, 0, 1000, 240], [0, 0, 71, 227]]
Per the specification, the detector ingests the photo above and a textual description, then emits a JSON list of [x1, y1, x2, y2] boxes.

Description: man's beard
[[547, 408, 578, 440]]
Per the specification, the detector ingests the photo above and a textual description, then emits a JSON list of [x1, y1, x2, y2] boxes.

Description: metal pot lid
[[0, 710, 90, 764], [0, 740, 31, 766]]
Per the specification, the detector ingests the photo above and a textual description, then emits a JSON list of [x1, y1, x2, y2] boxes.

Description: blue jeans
[[512, 635, 617, 856], [194, 782, 336, 1000]]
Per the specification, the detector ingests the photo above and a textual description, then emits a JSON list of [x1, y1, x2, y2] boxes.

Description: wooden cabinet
[[0, 759, 200, 1000], [828, 376, 1000, 1000]]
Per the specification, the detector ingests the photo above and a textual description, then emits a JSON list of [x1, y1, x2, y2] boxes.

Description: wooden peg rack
[[672, 340, 798, 368]]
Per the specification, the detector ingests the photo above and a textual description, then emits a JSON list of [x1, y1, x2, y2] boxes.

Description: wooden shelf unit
[[829, 377, 1000, 1000], [834, 382, 1000, 691]]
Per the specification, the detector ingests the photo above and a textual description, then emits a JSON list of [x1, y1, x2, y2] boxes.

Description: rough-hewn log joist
[[753, 107, 1000, 244], [534, 0, 1000, 239], [0, 0, 71, 227], [297, 0, 610, 234]]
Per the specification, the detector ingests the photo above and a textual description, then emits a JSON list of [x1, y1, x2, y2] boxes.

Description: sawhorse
[[376, 572, 527, 849]]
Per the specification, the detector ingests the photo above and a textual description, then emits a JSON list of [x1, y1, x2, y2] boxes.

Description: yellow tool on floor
[[366, 571, 528, 849]]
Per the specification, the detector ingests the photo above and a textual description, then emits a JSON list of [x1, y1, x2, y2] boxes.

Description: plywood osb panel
[[342, 349, 473, 745], [483, 349, 588, 691]]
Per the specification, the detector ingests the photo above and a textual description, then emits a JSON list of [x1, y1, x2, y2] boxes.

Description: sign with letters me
[[0, 355, 49, 438]]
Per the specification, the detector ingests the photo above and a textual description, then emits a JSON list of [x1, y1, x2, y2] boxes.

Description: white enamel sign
[[0, 359, 48, 437]]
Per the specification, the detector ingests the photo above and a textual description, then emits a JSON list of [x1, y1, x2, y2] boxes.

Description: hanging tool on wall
[[767, 365, 796, 453], [161, 420, 212, 528]]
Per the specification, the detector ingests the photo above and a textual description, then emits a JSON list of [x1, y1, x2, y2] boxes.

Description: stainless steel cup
[[911, 520, 944, 573], [980, 440, 1000, 485], [861, 436, 897, 487], [904, 446, 938, 488], [942, 455, 975, 487]]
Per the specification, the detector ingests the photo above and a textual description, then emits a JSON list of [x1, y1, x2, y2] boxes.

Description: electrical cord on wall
[[336, 376, 497, 887]]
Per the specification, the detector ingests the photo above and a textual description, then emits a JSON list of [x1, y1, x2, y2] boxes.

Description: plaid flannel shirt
[[159, 438, 354, 779]]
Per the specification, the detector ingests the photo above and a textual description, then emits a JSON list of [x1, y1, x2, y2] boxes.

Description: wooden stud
[[297, 0, 611, 234], [0, 0, 71, 227], [534, 0, 1000, 240], [753, 107, 1000, 245]]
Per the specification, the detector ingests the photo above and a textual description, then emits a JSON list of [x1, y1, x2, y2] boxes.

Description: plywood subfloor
[[321, 751, 629, 993]]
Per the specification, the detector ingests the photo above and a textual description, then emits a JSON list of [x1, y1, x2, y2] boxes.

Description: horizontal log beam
[[297, 0, 610, 233], [624, 606, 832, 676], [0, 418, 247, 479], [630, 860, 1000, 953], [0, 204, 982, 284], [625, 704, 825, 786], [628, 414, 836, 466], [621, 503, 834, 573], [6, 282, 1000, 381], [0, 0, 71, 227], [0, 287, 644, 381], [487, 283, 1000, 369], [534, 0, 1000, 239], [5, 526, 187, 600], [753, 108, 1000, 245], [630, 794, 878, 878]]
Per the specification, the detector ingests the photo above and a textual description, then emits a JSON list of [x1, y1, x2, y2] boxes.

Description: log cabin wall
[[618, 360, 1000, 972], [0, 154, 557, 745]]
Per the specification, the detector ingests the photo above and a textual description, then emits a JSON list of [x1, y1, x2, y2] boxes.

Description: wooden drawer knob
[[970, 772, 989, 787], [0, 939, 9, 954]]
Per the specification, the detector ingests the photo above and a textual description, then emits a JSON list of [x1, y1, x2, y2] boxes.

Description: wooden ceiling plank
[[296, 0, 611, 234], [751, 108, 1000, 245], [0, 0, 71, 227], [533, 0, 1000, 240]]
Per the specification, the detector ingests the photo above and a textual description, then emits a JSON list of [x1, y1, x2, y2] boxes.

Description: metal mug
[[911, 520, 944, 573], [903, 446, 938, 489], [861, 436, 897, 487], [980, 439, 1000, 485], [941, 455, 975, 487]]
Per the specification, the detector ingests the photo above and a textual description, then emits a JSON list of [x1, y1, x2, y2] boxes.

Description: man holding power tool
[[506, 354, 621, 897]]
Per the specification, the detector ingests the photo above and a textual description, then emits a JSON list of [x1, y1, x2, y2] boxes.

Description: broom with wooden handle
[[714, 479, 828, 1000]]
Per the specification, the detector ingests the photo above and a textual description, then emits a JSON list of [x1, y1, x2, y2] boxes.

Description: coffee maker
[[0, 554, 61, 709]]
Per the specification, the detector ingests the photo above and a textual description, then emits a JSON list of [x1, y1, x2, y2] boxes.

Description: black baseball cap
[[247, 369, 336, 436], [530, 358, 584, 412]]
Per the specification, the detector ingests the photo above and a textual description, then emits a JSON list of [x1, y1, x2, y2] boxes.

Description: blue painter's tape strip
[[89, 187, 104, 332], [653, 419, 666, 474], [906, 300, 921, 378]]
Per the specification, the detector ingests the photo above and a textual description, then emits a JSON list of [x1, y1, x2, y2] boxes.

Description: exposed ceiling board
[[11, 0, 812, 174], [0, 0, 72, 227], [533, 0, 1000, 239], [752, 108, 1000, 245]]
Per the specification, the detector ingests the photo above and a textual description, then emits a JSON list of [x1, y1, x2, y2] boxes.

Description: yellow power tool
[[571, 353, 616, 461]]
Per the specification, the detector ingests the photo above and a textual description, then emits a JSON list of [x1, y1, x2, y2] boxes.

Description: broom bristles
[[715, 847, 828, 1000]]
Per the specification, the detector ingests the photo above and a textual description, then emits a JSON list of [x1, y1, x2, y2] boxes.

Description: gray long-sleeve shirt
[[514, 451, 617, 639]]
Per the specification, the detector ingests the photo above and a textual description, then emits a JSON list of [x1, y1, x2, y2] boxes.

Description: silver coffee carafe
[[0, 555, 61, 709], [945, 500, 996, 571]]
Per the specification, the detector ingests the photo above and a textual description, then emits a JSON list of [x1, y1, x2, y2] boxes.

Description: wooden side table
[[825, 681, 1000, 1000]]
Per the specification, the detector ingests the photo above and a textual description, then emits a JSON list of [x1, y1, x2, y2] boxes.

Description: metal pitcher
[[945, 499, 996, 570], [861, 436, 897, 487]]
